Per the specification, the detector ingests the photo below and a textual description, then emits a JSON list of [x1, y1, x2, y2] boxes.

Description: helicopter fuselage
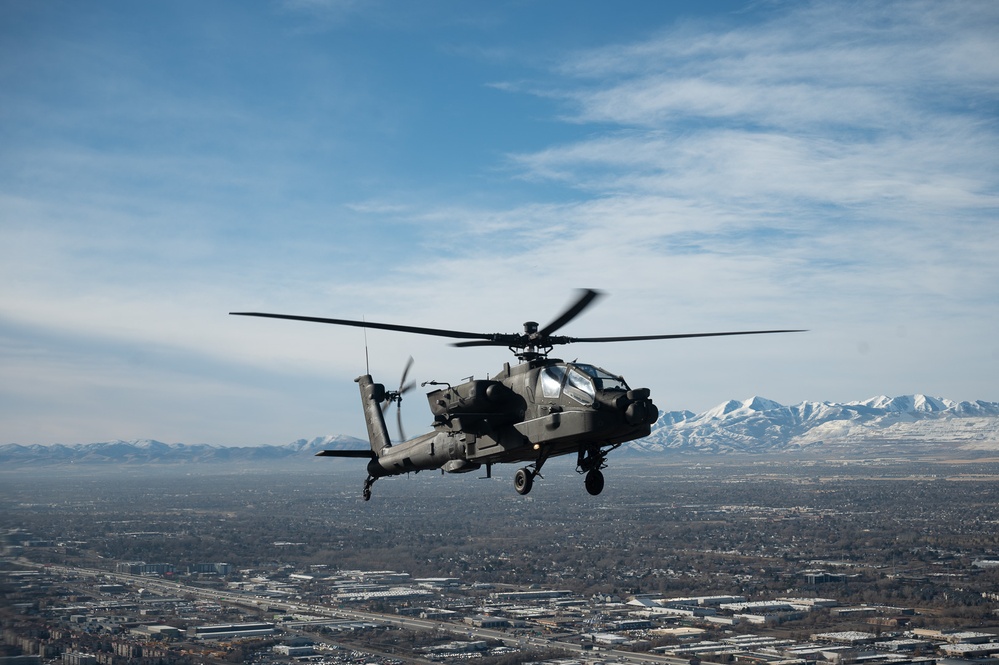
[[233, 288, 803, 500], [359, 357, 658, 495]]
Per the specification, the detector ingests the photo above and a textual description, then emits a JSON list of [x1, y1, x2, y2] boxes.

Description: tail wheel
[[514, 468, 534, 495], [584, 469, 604, 496]]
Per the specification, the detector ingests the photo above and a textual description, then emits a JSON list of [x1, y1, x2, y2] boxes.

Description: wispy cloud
[[1, 1, 996, 444], [486, 1, 999, 316]]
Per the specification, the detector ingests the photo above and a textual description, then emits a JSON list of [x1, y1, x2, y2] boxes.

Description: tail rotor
[[381, 356, 415, 442]]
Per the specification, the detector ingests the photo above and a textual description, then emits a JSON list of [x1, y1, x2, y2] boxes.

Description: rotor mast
[[517, 321, 551, 361]]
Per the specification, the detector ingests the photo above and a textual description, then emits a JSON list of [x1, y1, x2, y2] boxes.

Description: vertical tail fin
[[355, 375, 392, 457]]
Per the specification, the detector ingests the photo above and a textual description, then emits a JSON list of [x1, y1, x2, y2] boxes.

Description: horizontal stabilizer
[[315, 450, 375, 458]]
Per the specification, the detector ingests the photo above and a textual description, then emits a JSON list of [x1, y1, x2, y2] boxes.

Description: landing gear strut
[[513, 448, 551, 496], [362, 475, 376, 501], [577, 444, 617, 496]]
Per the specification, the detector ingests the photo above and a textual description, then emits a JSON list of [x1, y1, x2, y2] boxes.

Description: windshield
[[572, 363, 629, 391], [538, 363, 627, 405], [539, 365, 566, 399], [563, 367, 595, 405]]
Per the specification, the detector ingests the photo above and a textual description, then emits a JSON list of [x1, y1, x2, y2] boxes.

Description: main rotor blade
[[453, 328, 806, 347], [539, 289, 603, 337], [230, 312, 493, 341], [567, 329, 807, 343], [451, 339, 517, 348]]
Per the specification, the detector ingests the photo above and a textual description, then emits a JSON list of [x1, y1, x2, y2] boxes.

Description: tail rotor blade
[[399, 356, 415, 395], [383, 355, 414, 442]]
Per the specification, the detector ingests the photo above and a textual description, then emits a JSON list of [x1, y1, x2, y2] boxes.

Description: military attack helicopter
[[231, 289, 802, 500]]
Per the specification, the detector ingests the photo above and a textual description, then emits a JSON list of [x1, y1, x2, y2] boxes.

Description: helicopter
[[231, 289, 803, 500]]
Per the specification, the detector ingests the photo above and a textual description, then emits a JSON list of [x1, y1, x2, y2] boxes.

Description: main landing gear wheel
[[584, 469, 605, 496], [514, 467, 534, 495]]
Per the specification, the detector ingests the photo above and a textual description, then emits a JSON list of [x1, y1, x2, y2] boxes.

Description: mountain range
[[0, 434, 369, 467], [636, 394, 999, 454], [2, 395, 997, 466]]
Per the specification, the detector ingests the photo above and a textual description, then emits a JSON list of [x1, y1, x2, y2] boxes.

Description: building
[[0, 657, 42, 665], [130, 625, 182, 640], [189, 563, 231, 575], [115, 562, 175, 576], [415, 577, 461, 588], [273, 645, 314, 656], [62, 653, 96, 665], [490, 590, 573, 602], [187, 623, 276, 640], [465, 615, 510, 629], [589, 633, 629, 645]]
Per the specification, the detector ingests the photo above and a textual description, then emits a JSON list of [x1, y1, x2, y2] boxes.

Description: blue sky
[[2, 0, 997, 446]]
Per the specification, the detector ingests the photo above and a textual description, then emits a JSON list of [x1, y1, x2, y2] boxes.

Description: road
[[25, 561, 689, 665]]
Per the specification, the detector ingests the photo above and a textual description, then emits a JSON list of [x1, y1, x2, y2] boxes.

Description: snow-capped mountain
[[2, 395, 997, 465], [632, 394, 999, 454]]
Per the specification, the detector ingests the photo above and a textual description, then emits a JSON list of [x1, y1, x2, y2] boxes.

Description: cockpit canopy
[[537, 362, 629, 405]]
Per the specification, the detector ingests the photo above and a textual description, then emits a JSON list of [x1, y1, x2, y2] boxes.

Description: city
[[2, 457, 998, 665]]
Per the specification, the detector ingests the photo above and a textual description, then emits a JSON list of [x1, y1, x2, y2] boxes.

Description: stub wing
[[315, 450, 375, 458]]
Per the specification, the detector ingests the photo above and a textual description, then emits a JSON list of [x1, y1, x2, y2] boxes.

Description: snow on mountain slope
[[635, 394, 999, 453]]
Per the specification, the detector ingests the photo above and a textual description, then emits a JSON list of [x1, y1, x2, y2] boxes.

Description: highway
[[24, 561, 689, 665]]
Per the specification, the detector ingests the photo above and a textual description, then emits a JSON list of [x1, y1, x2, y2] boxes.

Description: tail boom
[[356, 374, 393, 457]]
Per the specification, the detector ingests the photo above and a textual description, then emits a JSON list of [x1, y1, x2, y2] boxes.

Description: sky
[[2, 0, 997, 447]]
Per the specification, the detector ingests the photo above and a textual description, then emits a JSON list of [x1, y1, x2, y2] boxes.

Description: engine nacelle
[[427, 380, 515, 423]]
